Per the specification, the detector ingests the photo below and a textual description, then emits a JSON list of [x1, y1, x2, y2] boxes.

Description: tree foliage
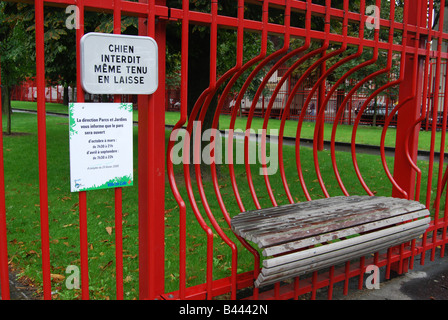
[[0, 2, 35, 88], [0, 2, 35, 134], [166, 0, 277, 120], [1, 2, 140, 111]]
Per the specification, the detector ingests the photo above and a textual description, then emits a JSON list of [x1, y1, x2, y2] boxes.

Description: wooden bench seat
[[230, 196, 430, 288]]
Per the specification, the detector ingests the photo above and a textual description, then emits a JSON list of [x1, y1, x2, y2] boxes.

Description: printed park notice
[[69, 102, 133, 192]]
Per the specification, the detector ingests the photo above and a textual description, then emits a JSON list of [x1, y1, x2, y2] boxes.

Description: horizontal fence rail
[[0, 0, 447, 301]]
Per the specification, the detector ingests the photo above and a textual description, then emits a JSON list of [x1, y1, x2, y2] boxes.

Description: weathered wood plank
[[232, 196, 360, 221], [262, 209, 429, 256], [231, 196, 380, 227], [231, 196, 423, 239], [232, 196, 394, 236], [240, 204, 429, 248], [252, 203, 427, 248], [254, 221, 429, 287], [262, 218, 430, 270], [235, 201, 422, 243], [231, 196, 378, 226]]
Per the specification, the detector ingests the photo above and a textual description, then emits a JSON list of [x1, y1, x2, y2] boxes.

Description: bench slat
[[232, 197, 390, 240], [253, 203, 426, 248], [231, 196, 417, 234], [232, 196, 380, 227], [232, 196, 378, 228], [262, 209, 428, 256], [255, 219, 429, 287], [232, 199, 426, 249], [262, 218, 430, 270]]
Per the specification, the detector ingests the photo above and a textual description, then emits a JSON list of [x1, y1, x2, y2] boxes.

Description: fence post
[[138, 0, 166, 300], [0, 62, 10, 300], [391, 0, 427, 275], [317, 56, 326, 151], [392, 0, 426, 200]]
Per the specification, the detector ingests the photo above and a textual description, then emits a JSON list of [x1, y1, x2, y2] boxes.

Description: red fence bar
[[113, 0, 124, 300], [166, 0, 189, 299], [137, 0, 166, 300], [408, 0, 433, 205], [423, 6, 435, 212], [0, 62, 10, 301], [179, 0, 216, 298], [169, 0, 189, 300], [430, 0, 448, 262], [74, 0, 90, 301], [114, 186, 123, 299], [11, 78, 64, 104], [392, 0, 428, 200], [35, 0, 52, 300], [196, 0, 239, 300]]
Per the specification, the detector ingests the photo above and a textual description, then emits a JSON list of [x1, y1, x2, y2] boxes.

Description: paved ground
[[335, 250, 448, 300], [0, 267, 40, 300]]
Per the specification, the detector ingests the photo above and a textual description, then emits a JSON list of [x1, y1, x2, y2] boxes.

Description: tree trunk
[[372, 97, 378, 127], [1, 85, 11, 135], [63, 86, 69, 105], [187, 27, 220, 179]]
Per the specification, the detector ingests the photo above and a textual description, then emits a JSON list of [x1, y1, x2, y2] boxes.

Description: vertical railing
[[392, 0, 428, 200], [137, 0, 166, 300], [429, 0, 448, 262], [35, 0, 52, 300], [167, 0, 189, 300], [0, 62, 10, 301], [74, 0, 90, 301], [113, 0, 124, 300]]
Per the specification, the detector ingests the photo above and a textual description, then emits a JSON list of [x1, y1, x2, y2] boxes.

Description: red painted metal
[[113, 0, 124, 300], [74, 0, 89, 301], [137, 0, 166, 300], [393, 0, 424, 203], [180, 0, 244, 299], [35, 0, 52, 300], [197, 0, 249, 300], [11, 78, 64, 104], [430, 0, 448, 262], [392, 0, 428, 201], [0, 63, 10, 301]]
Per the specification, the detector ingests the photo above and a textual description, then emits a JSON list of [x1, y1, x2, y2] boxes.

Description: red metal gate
[[0, 0, 447, 301]]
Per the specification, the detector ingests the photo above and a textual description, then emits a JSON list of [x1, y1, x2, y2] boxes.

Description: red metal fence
[[11, 78, 64, 104], [0, 0, 447, 301], [11, 78, 138, 105]]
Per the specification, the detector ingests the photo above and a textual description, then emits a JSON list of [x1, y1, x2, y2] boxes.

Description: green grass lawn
[[165, 110, 447, 153], [3, 112, 141, 299], [3, 101, 444, 300], [12, 100, 139, 122], [12, 100, 447, 152]]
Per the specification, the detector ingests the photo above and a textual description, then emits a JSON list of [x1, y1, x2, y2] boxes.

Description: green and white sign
[[69, 102, 133, 192]]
